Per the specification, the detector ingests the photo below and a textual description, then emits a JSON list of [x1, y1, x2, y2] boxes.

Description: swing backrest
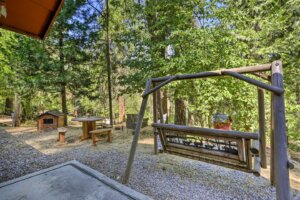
[[153, 123, 260, 176]]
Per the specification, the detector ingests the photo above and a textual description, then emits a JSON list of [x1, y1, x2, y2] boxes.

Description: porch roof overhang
[[0, 0, 64, 39]]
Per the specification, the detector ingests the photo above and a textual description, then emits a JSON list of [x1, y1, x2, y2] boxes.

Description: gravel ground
[[0, 126, 299, 200]]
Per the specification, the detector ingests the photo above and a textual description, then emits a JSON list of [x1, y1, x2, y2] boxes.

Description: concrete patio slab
[[0, 160, 152, 200]]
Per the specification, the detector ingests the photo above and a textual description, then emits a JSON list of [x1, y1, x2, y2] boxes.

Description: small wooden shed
[[37, 110, 64, 131]]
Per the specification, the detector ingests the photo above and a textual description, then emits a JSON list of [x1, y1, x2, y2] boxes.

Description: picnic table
[[72, 116, 103, 140]]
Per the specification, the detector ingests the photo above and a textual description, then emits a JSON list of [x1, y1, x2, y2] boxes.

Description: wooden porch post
[[271, 60, 290, 199]]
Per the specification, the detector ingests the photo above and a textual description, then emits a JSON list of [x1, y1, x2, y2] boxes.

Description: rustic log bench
[[152, 123, 261, 176], [57, 127, 68, 143], [89, 128, 112, 146], [96, 123, 113, 129]]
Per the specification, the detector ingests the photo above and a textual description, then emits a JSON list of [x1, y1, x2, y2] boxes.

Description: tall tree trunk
[[105, 0, 113, 125], [162, 90, 169, 123], [13, 93, 21, 127], [22, 98, 33, 121], [59, 32, 68, 126], [4, 97, 13, 115], [175, 99, 186, 125], [188, 110, 194, 126], [61, 84, 68, 126], [118, 96, 125, 123], [198, 113, 205, 127], [208, 109, 213, 128]]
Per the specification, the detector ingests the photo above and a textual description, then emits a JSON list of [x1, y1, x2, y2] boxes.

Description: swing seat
[[153, 123, 260, 176]]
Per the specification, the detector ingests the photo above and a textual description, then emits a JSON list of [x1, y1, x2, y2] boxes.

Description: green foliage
[[0, 30, 16, 96], [0, 0, 102, 117], [289, 143, 300, 152], [116, 0, 299, 139]]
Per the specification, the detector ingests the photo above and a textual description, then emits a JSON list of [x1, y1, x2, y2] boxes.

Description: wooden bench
[[96, 123, 113, 129], [89, 128, 112, 146]]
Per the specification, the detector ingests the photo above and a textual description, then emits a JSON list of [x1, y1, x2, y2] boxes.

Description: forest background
[[0, 0, 299, 149]]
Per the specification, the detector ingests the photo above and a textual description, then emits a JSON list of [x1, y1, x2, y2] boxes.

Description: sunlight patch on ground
[[5, 127, 37, 135], [138, 138, 153, 145]]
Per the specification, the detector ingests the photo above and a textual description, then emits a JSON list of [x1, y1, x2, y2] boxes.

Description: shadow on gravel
[[0, 129, 72, 183]]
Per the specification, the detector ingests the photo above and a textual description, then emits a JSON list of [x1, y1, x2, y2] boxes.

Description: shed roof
[[38, 110, 64, 118], [0, 0, 64, 39]]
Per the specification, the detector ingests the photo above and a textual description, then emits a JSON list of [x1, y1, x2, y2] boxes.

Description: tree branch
[[86, 0, 105, 18]]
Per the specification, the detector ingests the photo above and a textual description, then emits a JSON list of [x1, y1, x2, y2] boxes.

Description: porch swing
[[154, 82, 259, 175], [122, 61, 291, 199]]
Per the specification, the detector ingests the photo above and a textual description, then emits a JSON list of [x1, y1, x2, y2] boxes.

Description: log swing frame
[[123, 60, 291, 200]]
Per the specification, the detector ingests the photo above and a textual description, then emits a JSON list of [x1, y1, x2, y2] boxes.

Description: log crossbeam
[[221, 71, 284, 95], [143, 63, 282, 97], [142, 76, 177, 97], [151, 63, 271, 82], [252, 72, 271, 82]]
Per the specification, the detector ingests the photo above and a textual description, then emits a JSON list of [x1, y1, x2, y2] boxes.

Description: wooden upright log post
[[270, 92, 275, 185], [153, 83, 158, 155], [245, 139, 252, 170], [123, 79, 152, 184], [157, 91, 167, 152], [271, 60, 290, 199], [258, 88, 267, 168]]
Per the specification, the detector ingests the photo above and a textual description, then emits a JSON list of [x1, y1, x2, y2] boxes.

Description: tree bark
[[61, 84, 68, 126], [13, 93, 21, 127], [59, 32, 68, 126], [118, 96, 125, 123], [105, 0, 113, 126], [175, 99, 186, 125], [162, 90, 169, 123], [188, 110, 194, 126], [5, 97, 13, 115]]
